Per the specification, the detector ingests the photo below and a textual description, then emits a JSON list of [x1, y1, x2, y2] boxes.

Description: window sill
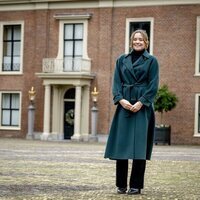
[[0, 72, 23, 75], [0, 126, 20, 130], [193, 134, 200, 137], [0, 71, 23, 76], [194, 73, 200, 77]]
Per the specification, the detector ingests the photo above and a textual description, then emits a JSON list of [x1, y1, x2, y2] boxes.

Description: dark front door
[[63, 88, 75, 140], [64, 101, 75, 139]]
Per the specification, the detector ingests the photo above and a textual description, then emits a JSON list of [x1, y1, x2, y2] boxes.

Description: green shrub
[[154, 84, 178, 125]]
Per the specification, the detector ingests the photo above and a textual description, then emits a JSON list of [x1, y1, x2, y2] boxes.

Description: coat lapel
[[123, 50, 150, 81], [123, 55, 137, 80]]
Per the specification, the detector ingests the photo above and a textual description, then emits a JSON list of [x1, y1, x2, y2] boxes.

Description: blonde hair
[[130, 29, 149, 49]]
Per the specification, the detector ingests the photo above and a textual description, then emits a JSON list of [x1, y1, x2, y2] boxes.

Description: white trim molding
[[113, 0, 200, 7], [195, 17, 200, 76], [1, 0, 200, 11], [125, 17, 154, 54], [194, 93, 200, 137], [0, 21, 24, 75], [54, 13, 92, 20], [56, 17, 90, 61]]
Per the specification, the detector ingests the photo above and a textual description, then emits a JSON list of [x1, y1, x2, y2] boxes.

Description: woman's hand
[[130, 101, 143, 112], [119, 99, 132, 110]]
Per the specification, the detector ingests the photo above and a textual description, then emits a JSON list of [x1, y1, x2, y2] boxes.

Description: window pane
[[74, 41, 83, 56], [1, 93, 20, 127], [64, 41, 73, 56], [2, 94, 10, 108], [64, 57, 73, 71], [13, 42, 21, 56], [3, 56, 11, 71], [13, 57, 20, 71], [13, 56, 20, 64], [73, 58, 81, 71], [3, 56, 11, 64], [75, 24, 83, 39], [64, 23, 83, 59], [64, 25, 73, 39], [4, 26, 12, 40], [2, 64, 11, 71], [11, 94, 19, 109], [13, 64, 20, 71], [2, 110, 10, 125], [3, 42, 12, 56], [11, 110, 19, 126], [14, 26, 21, 40], [2, 25, 21, 72]]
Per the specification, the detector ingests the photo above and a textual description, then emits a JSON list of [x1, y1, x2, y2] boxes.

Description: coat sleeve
[[112, 56, 124, 105], [138, 56, 159, 107]]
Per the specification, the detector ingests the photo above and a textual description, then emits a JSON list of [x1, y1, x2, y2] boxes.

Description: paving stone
[[0, 139, 199, 200]]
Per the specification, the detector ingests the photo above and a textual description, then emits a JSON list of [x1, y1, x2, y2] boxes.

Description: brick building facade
[[0, 0, 200, 144]]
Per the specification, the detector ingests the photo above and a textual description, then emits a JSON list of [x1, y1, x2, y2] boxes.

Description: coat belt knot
[[122, 82, 148, 102]]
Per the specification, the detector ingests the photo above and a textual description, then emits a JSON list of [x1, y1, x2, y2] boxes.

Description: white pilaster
[[41, 84, 51, 140], [52, 86, 62, 140], [71, 85, 82, 141], [81, 85, 90, 141]]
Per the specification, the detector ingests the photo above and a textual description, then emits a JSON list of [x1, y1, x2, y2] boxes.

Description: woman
[[104, 29, 159, 195]]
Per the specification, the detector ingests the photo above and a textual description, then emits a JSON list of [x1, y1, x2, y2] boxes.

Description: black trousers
[[116, 159, 146, 189]]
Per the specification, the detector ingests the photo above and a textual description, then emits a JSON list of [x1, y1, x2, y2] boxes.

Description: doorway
[[64, 88, 75, 139]]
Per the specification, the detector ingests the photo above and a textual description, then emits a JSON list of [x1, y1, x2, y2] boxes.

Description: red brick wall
[[107, 5, 200, 144], [0, 10, 52, 137], [0, 4, 200, 144], [102, 5, 200, 144]]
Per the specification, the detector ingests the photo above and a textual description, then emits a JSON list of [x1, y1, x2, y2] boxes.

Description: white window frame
[[56, 18, 90, 60], [195, 17, 200, 76], [194, 93, 200, 137], [0, 21, 24, 75], [0, 91, 22, 130], [125, 18, 154, 54]]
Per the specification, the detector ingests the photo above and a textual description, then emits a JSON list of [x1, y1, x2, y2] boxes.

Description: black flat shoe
[[127, 188, 141, 195], [117, 187, 127, 194]]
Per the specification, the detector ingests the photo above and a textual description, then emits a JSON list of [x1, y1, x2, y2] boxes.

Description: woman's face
[[132, 32, 146, 51]]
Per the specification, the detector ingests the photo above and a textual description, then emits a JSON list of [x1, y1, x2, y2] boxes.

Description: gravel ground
[[0, 138, 200, 200]]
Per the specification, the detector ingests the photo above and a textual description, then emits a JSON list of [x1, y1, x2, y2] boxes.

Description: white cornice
[[0, 0, 93, 4], [54, 13, 92, 20], [99, 0, 113, 8], [36, 72, 95, 81], [0, 0, 200, 11], [113, 0, 200, 7]]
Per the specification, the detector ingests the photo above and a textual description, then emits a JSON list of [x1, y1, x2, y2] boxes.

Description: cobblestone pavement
[[0, 139, 200, 200]]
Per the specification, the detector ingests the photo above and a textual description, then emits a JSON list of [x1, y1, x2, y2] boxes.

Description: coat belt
[[122, 82, 148, 102]]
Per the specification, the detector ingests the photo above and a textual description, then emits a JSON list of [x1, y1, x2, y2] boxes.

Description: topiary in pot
[[154, 84, 178, 145], [154, 84, 178, 127]]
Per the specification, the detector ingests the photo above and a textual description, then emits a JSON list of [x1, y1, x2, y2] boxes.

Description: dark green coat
[[104, 50, 159, 160]]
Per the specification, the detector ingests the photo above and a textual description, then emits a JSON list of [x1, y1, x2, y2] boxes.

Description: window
[[0, 22, 24, 74], [125, 18, 154, 54], [64, 23, 83, 71], [3, 25, 21, 71], [54, 14, 91, 73], [194, 94, 200, 137], [195, 17, 200, 75], [0, 92, 21, 129]]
